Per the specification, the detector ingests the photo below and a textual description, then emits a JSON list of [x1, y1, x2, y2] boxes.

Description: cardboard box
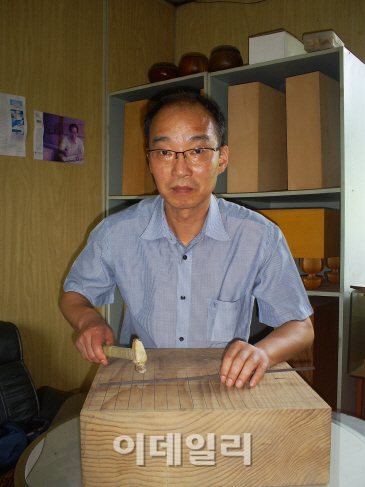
[[249, 31, 305, 65], [81, 348, 331, 486], [286, 71, 340, 190], [122, 99, 157, 196], [228, 82, 287, 193]]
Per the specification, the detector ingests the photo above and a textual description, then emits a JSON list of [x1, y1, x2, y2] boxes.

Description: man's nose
[[171, 151, 193, 177]]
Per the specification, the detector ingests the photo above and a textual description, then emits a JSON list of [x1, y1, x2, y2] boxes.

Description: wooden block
[[289, 296, 339, 410], [257, 208, 340, 258], [227, 82, 287, 193], [286, 71, 340, 190], [122, 99, 157, 196], [80, 349, 331, 486]]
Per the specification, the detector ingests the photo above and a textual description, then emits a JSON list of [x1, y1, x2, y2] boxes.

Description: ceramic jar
[[208, 45, 243, 72], [148, 62, 179, 83], [178, 52, 209, 76]]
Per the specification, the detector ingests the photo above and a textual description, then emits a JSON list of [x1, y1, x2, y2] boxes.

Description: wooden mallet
[[102, 338, 147, 373]]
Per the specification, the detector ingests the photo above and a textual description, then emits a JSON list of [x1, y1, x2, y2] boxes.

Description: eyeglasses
[[147, 147, 220, 165]]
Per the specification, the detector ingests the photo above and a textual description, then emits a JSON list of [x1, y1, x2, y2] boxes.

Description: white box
[[249, 31, 305, 65], [303, 30, 344, 53]]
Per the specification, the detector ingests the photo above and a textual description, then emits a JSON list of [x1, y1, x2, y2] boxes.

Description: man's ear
[[218, 145, 229, 174]]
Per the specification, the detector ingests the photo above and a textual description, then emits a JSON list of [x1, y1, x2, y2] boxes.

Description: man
[[59, 123, 84, 162], [61, 92, 313, 388]]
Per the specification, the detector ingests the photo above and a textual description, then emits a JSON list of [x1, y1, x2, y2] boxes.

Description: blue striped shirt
[[64, 195, 313, 348]]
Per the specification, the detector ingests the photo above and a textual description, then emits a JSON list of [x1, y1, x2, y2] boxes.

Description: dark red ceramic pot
[[148, 62, 179, 83], [208, 45, 243, 72], [178, 52, 209, 76]]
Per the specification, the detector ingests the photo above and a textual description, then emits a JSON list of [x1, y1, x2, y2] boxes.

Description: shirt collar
[[140, 196, 166, 240], [141, 194, 230, 242], [205, 195, 230, 241]]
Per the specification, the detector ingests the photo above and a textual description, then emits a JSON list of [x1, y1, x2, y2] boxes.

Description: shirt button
[[180, 296, 186, 300], [179, 336, 184, 342], [182, 255, 187, 260]]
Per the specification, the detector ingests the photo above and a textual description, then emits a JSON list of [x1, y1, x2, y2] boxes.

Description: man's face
[[148, 104, 228, 215], [70, 127, 78, 143]]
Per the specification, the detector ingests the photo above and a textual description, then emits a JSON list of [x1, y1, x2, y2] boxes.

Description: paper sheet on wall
[[0, 93, 27, 157], [33, 111, 44, 159], [33, 111, 85, 164]]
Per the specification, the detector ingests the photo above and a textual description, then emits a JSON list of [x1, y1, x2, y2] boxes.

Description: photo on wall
[[34, 111, 85, 164]]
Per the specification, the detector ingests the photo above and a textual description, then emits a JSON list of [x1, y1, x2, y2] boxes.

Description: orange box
[[286, 71, 340, 190], [227, 82, 287, 193], [257, 208, 340, 258]]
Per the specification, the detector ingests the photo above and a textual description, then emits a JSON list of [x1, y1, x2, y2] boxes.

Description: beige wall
[[175, 0, 365, 66], [108, 0, 174, 92], [0, 0, 103, 391]]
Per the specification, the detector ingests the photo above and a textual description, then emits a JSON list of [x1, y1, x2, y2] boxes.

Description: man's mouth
[[171, 186, 195, 193]]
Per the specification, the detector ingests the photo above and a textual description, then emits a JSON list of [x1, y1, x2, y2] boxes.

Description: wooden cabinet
[[288, 296, 339, 410], [107, 47, 365, 413]]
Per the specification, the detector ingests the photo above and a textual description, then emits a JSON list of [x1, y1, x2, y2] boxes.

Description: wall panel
[[175, 0, 365, 66], [0, 0, 103, 391], [108, 0, 175, 92]]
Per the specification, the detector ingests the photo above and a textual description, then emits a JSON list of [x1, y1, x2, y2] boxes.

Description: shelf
[[108, 188, 341, 211], [106, 47, 365, 414], [209, 48, 340, 101], [306, 282, 341, 297], [110, 72, 208, 101]]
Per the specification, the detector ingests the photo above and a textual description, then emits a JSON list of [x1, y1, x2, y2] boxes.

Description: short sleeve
[[60, 137, 67, 151], [63, 221, 116, 307], [78, 138, 84, 153], [253, 225, 313, 327]]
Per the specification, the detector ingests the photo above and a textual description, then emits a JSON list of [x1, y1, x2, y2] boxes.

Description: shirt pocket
[[207, 294, 252, 346]]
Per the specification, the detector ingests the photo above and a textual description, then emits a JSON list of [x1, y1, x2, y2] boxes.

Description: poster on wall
[[34, 111, 85, 165], [0, 93, 27, 157]]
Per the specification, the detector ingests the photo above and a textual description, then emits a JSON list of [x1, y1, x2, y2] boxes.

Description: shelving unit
[[107, 47, 365, 412]]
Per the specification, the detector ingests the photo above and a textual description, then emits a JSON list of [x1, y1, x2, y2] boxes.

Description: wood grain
[[286, 71, 340, 190], [108, 0, 174, 92], [175, 0, 365, 67], [0, 0, 103, 392], [81, 348, 331, 486], [228, 82, 287, 193]]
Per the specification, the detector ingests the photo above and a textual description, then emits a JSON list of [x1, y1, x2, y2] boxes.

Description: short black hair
[[69, 123, 78, 133], [143, 91, 227, 147]]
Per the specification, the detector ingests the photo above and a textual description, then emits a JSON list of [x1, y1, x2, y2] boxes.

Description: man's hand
[[76, 319, 115, 366], [220, 341, 270, 388], [61, 291, 115, 366], [220, 317, 314, 388]]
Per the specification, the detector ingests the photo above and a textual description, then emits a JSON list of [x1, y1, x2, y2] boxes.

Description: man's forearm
[[254, 317, 314, 368], [61, 291, 107, 333], [61, 291, 114, 364]]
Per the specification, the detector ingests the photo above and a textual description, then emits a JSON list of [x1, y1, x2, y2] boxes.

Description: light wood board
[[81, 348, 331, 486], [228, 82, 287, 193], [286, 71, 340, 190]]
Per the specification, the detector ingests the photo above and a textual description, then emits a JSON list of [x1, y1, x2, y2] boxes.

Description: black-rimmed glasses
[[147, 147, 220, 165]]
